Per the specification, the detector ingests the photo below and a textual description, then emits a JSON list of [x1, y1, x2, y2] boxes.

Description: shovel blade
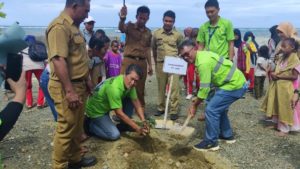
[[155, 119, 174, 129], [169, 125, 195, 137]]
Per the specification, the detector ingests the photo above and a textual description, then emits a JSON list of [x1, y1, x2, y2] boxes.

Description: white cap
[[84, 16, 95, 23]]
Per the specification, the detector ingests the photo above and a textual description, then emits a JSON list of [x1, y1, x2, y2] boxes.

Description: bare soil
[[0, 74, 299, 169]]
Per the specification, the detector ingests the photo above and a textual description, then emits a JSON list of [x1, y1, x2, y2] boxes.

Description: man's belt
[[124, 55, 146, 61], [50, 78, 85, 83], [71, 78, 86, 83]]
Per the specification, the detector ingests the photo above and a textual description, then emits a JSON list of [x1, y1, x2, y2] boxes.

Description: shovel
[[169, 114, 195, 137], [154, 75, 195, 137]]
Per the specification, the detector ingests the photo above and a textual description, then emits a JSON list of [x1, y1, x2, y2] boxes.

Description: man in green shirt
[[85, 64, 149, 140], [152, 10, 183, 120], [197, 0, 235, 60], [196, 0, 235, 121], [179, 40, 247, 152]]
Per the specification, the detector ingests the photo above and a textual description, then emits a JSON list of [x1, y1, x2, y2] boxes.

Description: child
[[261, 38, 300, 136], [184, 28, 200, 100], [104, 40, 122, 78], [88, 35, 109, 87], [89, 30, 110, 84], [242, 32, 259, 93], [234, 29, 246, 71], [254, 45, 270, 99]]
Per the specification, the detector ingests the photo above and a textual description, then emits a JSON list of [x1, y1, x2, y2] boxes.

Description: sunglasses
[[180, 47, 194, 60]]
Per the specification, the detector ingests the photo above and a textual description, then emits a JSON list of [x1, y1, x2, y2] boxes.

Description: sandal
[[78, 133, 89, 143], [276, 131, 288, 137], [197, 114, 205, 121], [80, 145, 89, 156], [26, 103, 37, 109]]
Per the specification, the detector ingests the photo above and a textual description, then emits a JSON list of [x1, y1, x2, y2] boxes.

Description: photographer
[[0, 70, 26, 141]]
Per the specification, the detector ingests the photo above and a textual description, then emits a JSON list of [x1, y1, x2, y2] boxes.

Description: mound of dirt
[[82, 130, 234, 169]]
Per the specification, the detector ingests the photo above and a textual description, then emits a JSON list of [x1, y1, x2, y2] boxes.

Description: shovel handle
[[163, 74, 174, 127], [181, 114, 192, 132]]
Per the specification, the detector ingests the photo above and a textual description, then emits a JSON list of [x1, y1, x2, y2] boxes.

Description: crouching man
[[178, 40, 247, 151], [85, 64, 149, 140]]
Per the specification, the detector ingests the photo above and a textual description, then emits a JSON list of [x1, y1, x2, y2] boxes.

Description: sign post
[[162, 56, 187, 128]]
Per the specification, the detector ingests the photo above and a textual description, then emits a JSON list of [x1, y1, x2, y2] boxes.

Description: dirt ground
[[0, 74, 300, 169]]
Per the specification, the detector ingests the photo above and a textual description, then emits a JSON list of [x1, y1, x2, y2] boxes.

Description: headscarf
[[234, 28, 242, 48], [243, 31, 258, 66], [276, 22, 298, 39], [274, 22, 300, 61], [243, 31, 259, 49], [269, 25, 280, 47]]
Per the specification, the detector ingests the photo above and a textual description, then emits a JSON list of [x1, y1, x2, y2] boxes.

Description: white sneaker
[[186, 94, 193, 100]]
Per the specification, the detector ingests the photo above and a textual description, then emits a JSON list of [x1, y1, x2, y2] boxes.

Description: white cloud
[[1, 0, 300, 28]]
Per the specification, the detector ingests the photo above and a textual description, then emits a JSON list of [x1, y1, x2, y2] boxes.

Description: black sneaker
[[154, 110, 164, 116], [68, 156, 97, 169], [193, 140, 219, 152], [111, 114, 121, 123], [247, 89, 253, 93], [170, 114, 178, 121], [116, 123, 135, 132], [83, 116, 93, 137], [219, 136, 236, 144]]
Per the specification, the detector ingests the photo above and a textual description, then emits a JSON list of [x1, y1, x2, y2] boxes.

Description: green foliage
[[136, 116, 157, 128], [0, 2, 6, 18]]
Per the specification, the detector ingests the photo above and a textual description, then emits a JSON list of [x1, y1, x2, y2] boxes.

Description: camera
[[4, 53, 23, 90], [0, 23, 27, 90]]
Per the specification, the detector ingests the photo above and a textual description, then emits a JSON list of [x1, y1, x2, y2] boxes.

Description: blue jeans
[[40, 69, 58, 121], [204, 84, 247, 144], [89, 97, 134, 140]]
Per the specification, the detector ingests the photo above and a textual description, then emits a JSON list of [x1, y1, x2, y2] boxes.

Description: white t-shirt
[[45, 64, 51, 72], [22, 47, 45, 71], [255, 57, 270, 76], [233, 47, 238, 66], [268, 38, 276, 61]]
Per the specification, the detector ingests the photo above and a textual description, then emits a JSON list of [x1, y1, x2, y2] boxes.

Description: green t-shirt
[[197, 17, 234, 58], [195, 51, 246, 99], [86, 75, 138, 118]]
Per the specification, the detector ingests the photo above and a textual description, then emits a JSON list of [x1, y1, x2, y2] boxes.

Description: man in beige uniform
[[46, 0, 96, 168], [152, 10, 183, 120], [118, 5, 152, 108]]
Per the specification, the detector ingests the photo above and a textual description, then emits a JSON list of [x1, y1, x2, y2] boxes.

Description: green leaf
[[0, 12, 6, 18], [0, 2, 5, 18]]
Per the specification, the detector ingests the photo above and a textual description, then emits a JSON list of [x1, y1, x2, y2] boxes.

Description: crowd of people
[[0, 0, 300, 168]]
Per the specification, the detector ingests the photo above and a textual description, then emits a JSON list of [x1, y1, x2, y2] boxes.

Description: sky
[[1, 0, 300, 28]]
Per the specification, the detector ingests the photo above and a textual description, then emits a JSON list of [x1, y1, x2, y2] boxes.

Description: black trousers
[[0, 102, 23, 141], [254, 76, 266, 99]]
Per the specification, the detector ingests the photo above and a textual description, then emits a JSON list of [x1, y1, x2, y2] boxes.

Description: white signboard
[[163, 56, 187, 75]]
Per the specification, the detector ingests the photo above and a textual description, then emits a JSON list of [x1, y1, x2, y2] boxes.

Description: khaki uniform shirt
[[46, 11, 89, 81], [152, 28, 183, 62], [123, 22, 152, 59]]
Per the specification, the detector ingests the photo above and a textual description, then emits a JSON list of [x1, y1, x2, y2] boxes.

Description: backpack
[[28, 41, 48, 61]]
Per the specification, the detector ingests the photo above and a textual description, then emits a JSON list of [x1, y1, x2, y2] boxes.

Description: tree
[[0, 2, 6, 18]]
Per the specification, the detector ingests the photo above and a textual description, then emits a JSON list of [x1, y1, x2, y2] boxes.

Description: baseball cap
[[84, 16, 95, 24]]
